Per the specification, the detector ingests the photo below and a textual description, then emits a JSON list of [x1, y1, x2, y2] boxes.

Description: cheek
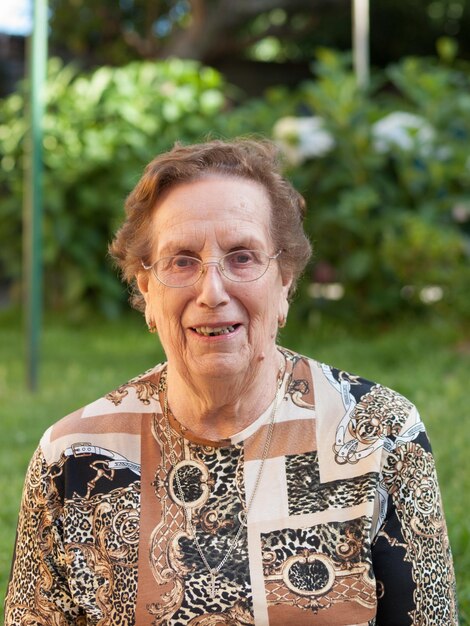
[[147, 287, 182, 329], [146, 286, 161, 321], [155, 299, 181, 328], [246, 288, 281, 328]]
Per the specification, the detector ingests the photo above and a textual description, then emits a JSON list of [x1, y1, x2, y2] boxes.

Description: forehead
[[151, 174, 273, 253]]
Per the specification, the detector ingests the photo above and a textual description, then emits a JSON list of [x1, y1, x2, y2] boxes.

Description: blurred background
[[0, 0, 469, 622], [0, 0, 469, 322]]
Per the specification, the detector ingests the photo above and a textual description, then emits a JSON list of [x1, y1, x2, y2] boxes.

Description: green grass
[[1, 311, 468, 624]]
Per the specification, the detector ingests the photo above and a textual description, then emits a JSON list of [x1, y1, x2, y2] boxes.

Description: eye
[[172, 255, 200, 270], [227, 250, 257, 266]]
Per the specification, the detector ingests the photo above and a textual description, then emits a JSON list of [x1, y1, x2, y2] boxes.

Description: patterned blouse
[[5, 347, 458, 625]]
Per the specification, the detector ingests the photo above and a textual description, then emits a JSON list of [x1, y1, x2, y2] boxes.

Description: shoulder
[[280, 345, 420, 438], [317, 360, 414, 414], [39, 362, 167, 466]]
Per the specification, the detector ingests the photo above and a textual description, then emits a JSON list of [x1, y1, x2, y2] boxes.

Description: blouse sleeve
[[372, 416, 459, 625], [4, 447, 86, 625]]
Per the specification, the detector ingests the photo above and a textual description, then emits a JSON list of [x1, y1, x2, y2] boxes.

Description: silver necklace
[[162, 367, 284, 599]]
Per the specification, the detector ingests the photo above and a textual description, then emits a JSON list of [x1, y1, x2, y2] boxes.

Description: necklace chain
[[162, 365, 284, 598]]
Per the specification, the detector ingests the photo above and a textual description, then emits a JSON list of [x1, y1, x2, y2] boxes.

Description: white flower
[[372, 111, 434, 153], [273, 116, 335, 164], [452, 203, 470, 223]]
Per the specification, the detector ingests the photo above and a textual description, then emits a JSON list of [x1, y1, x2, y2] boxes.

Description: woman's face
[[137, 174, 292, 383]]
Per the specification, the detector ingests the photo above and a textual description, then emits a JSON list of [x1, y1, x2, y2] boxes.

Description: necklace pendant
[[209, 570, 217, 598]]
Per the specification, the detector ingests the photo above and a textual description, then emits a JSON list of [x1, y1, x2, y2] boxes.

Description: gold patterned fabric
[[5, 348, 458, 625]]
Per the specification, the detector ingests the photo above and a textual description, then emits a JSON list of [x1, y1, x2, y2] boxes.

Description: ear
[[281, 268, 293, 297], [136, 271, 151, 304], [136, 271, 154, 328], [278, 269, 293, 322]]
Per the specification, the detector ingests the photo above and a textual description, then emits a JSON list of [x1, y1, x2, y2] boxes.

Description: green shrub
[[1, 51, 468, 323], [0, 58, 297, 319], [276, 49, 470, 322], [0, 59, 229, 318]]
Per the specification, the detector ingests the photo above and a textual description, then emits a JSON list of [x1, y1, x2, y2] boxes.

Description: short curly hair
[[109, 137, 312, 311]]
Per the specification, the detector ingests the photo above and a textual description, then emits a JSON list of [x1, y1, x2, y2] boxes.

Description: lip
[[188, 322, 242, 339]]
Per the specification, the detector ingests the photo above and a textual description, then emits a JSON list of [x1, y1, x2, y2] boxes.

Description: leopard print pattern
[[5, 448, 87, 625], [379, 436, 458, 624], [7, 357, 457, 625], [327, 367, 414, 464], [62, 482, 140, 624], [5, 447, 140, 626], [261, 516, 376, 614], [286, 450, 379, 515], [148, 418, 254, 625]]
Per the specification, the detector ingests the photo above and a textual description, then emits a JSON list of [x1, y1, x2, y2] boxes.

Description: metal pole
[[352, 0, 370, 89], [24, 0, 48, 390]]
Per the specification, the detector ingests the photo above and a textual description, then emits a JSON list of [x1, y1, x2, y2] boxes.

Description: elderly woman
[[6, 139, 457, 625]]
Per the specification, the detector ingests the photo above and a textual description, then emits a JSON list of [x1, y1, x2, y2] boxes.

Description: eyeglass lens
[[155, 250, 272, 287]]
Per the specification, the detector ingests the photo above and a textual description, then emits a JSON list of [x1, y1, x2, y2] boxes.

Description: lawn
[[0, 311, 468, 624]]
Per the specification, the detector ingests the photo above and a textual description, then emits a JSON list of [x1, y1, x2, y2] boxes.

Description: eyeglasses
[[142, 249, 282, 288]]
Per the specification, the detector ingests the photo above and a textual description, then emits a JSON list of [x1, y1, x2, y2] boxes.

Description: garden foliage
[[277, 49, 470, 321], [0, 51, 469, 321], [0, 59, 231, 317], [0, 58, 289, 318]]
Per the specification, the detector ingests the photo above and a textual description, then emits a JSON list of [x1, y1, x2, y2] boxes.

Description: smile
[[192, 325, 239, 337]]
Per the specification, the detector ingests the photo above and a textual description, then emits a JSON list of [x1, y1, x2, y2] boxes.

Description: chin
[[191, 353, 248, 379]]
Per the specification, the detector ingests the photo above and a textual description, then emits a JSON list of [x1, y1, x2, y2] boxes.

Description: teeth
[[194, 325, 235, 336]]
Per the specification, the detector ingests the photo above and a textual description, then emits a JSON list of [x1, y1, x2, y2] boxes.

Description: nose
[[196, 263, 230, 308]]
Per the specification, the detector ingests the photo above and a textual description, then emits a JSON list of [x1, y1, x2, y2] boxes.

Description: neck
[[165, 347, 283, 440]]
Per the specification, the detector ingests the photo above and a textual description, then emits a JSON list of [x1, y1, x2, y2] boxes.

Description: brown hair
[[109, 137, 312, 311]]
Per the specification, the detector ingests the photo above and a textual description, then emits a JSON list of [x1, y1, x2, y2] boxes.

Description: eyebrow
[[158, 238, 268, 258], [157, 243, 202, 258]]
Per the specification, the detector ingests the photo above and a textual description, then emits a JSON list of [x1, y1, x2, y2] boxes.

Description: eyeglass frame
[[141, 249, 282, 288]]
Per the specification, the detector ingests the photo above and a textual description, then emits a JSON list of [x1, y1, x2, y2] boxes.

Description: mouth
[[191, 324, 240, 337]]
